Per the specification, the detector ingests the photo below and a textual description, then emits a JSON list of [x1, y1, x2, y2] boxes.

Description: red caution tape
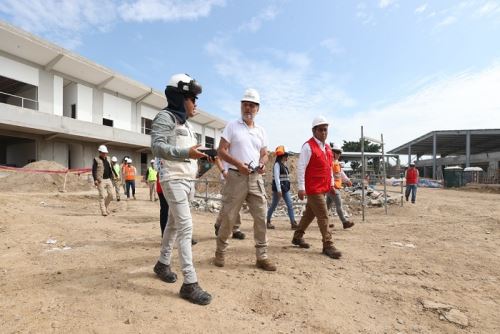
[[0, 165, 91, 174]]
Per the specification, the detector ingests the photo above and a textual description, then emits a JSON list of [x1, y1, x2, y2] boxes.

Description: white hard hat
[[339, 161, 346, 168], [111, 156, 118, 162], [127, 158, 133, 163], [330, 143, 342, 153], [150, 159, 155, 163], [241, 88, 260, 104], [98, 145, 108, 153], [167, 73, 202, 96], [312, 116, 329, 128]]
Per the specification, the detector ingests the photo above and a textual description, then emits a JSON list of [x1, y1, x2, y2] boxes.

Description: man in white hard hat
[[92, 145, 115, 216], [326, 143, 354, 229], [110, 156, 121, 202], [291, 116, 342, 259], [214, 88, 277, 272], [151, 73, 211, 305], [146, 159, 158, 201], [123, 158, 137, 200]]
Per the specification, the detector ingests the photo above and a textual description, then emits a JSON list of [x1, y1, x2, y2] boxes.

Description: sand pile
[[0, 160, 93, 193]]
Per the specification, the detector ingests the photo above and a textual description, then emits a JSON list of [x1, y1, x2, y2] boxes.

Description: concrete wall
[[77, 84, 93, 122], [0, 54, 39, 86], [140, 104, 158, 120], [6, 142, 36, 167], [38, 70, 53, 114], [103, 93, 132, 130], [37, 140, 69, 167], [53, 75, 63, 116]]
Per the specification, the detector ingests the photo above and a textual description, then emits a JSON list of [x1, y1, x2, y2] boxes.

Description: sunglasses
[[186, 95, 198, 103]]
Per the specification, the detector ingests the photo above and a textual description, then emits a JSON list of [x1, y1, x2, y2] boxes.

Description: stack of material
[[0, 160, 93, 193]]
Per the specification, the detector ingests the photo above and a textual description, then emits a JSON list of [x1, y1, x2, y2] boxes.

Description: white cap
[[150, 159, 155, 163], [241, 88, 260, 104], [330, 143, 342, 153], [111, 156, 118, 162], [98, 145, 108, 153], [127, 158, 133, 163], [312, 116, 329, 128]]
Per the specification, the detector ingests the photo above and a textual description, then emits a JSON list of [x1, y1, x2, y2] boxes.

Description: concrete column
[[465, 131, 471, 167], [407, 145, 412, 165], [92, 89, 103, 124], [432, 133, 437, 179], [38, 70, 54, 114]]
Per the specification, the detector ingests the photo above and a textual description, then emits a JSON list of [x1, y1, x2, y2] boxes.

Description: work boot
[[133, 195, 136, 200], [191, 238, 198, 246], [292, 237, 310, 249], [232, 231, 246, 240], [322, 245, 342, 259], [214, 251, 225, 267], [290, 221, 298, 230], [329, 223, 334, 228], [267, 222, 276, 229], [342, 221, 355, 229], [179, 282, 212, 305], [256, 258, 277, 271], [153, 261, 177, 283], [214, 224, 219, 236]]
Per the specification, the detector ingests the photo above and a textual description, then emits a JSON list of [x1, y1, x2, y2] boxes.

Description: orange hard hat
[[275, 145, 286, 156]]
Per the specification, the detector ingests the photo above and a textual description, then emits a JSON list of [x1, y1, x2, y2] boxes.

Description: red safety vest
[[406, 168, 418, 185], [305, 138, 333, 195]]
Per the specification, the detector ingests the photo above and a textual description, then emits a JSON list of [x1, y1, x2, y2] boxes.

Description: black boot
[[153, 261, 177, 283], [180, 282, 212, 305], [290, 220, 298, 230]]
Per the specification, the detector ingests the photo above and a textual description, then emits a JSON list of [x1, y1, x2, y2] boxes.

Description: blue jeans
[[126, 180, 135, 198], [267, 191, 296, 223], [405, 184, 417, 203]]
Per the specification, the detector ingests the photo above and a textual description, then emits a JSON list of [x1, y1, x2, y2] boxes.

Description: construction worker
[[92, 145, 114, 216], [151, 73, 211, 305], [291, 116, 342, 259], [123, 158, 137, 200], [405, 162, 419, 203], [266, 145, 298, 230], [214, 88, 277, 272], [110, 156, 121, 201], [326, 143, 354, 229], [213, 156, 245, 239], [146, 159, 158, 201], [121, 156, 129, 195]]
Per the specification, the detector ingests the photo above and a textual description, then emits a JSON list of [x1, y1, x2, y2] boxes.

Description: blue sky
[[2, 0, 500, 153]]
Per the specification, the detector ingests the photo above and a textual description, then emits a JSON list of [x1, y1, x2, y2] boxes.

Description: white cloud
[[415, 3, 428, 14], [0, 0, 225, 49], [356, 2, 375, 25], [476, 1, 500, 16], [321, 38, 344, 56], [0, 0, 117, 48], [205, 38, 356, 151], [436, 15, 457, 27], [238, 4, 279, 33], [334, 63, 500, 151], [119, 0, 225, 22], [379, 0, 397, 9]]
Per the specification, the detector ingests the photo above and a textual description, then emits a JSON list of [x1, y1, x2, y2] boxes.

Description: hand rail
[[0, 91, 39, 110]]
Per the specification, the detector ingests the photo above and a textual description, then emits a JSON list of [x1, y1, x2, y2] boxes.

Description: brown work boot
[[342, 221, 355, 229], [213, 251, 225, 267], [267, 222, 276, 229], [256, 258, 277, 271], [292, 237, 310, 249], [290, 221, 298, 230], [322, 245, 342, 259], [329, 223, 334, 228]]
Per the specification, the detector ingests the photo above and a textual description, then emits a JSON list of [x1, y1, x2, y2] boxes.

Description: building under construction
[[0, 21, 225, 174], [388, 129, 500, 182]]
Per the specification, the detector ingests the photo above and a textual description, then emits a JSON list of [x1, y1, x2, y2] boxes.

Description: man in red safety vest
[[291, 116, 342, 259], [405, 162, 419, 204]]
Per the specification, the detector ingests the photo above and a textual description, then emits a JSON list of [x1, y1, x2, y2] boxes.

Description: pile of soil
[[0, 160, 93, 193]]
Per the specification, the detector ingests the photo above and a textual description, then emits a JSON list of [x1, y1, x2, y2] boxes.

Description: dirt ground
[[0, 186, 499, 334]]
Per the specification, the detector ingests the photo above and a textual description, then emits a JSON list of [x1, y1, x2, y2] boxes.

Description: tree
[[341, 140, 381, 173]]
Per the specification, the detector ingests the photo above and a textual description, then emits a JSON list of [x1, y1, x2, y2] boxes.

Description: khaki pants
[[112, 179, 121, 200], [214, 178, 242, 232], [216, 170, 268, 260], [97, 178, 114, 215], [148, 180, 157, 201], [294, 193, 333, 247]]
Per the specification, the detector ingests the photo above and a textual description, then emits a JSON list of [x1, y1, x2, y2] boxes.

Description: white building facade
[[0, 21, 225, 174]]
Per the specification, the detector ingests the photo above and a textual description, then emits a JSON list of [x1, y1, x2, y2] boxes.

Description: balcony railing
[[0, 91, 38, 110]]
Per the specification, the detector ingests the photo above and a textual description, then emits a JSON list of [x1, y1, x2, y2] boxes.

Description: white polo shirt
[[222, 118, 268, 170]]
